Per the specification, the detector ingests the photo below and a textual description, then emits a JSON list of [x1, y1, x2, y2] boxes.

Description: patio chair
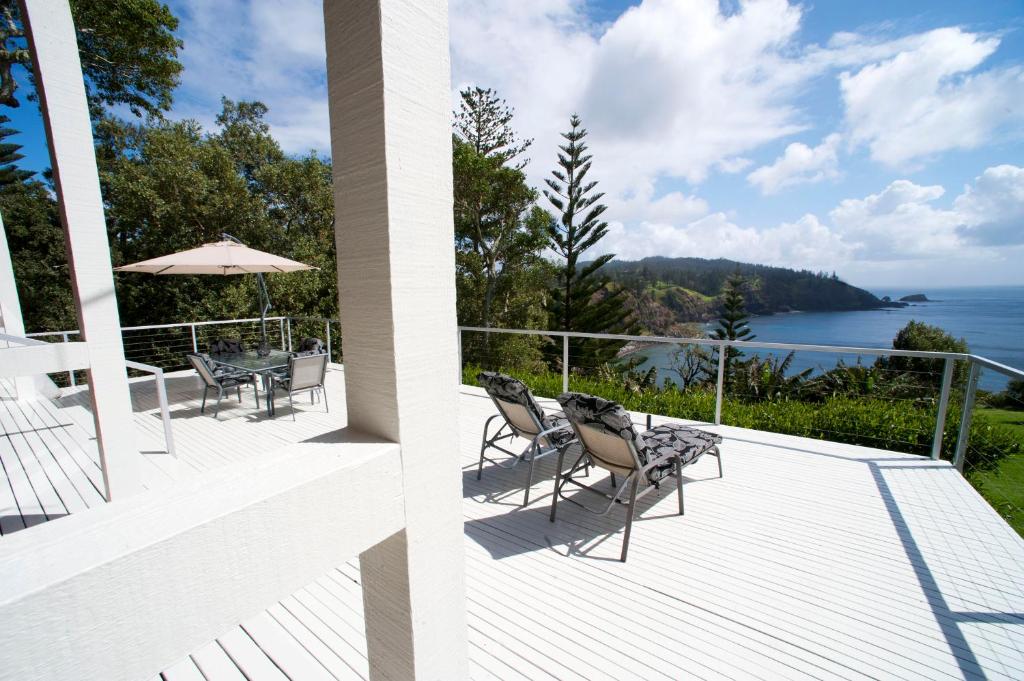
[[209, 338, 245, 355], [186, 352, 259, 419], [476, 371, 578, 507], [550, 391, 722, 562], [294, 337, 325, 357], [269, 352, 329, 420]]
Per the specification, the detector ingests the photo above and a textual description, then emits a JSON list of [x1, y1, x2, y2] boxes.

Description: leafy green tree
[[710, 273, 755, 381], [543, 114, 635, 367], [0, 0, 182, 117], [0, 180, 73, 331], [95, 100, 336, 329], [452, 88, 551, 368], [879, 320, 969, 387], [0, 114, 31, 188]]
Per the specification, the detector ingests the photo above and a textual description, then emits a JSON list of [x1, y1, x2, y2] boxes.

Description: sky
[[7, 0, 1024, 289]]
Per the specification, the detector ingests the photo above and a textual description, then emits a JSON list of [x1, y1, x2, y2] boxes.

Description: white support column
[[0, 214, 36, 400], [324, 0, 467, 678], [20, 0, 140, 499]]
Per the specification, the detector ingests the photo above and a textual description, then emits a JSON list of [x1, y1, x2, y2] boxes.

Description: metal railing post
[[562, 335, 569, 393], [189, 324, 198, 353], [930, 358, 955, 460], [286, 317, 292, 351], [457, 328, 463, 384], [326, 320, 332, 362], [62, 332, 75, 386], [953, 361, 981, 472], [714, 342, 726, 425], [279, 318, 285, 350]]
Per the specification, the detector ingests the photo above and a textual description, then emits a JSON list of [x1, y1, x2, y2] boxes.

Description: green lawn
[[968, 408, 1024, 536]]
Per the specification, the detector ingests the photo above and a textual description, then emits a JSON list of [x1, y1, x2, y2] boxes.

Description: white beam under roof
[[324, 0, 469, 677], [19, 0, 140, 499]]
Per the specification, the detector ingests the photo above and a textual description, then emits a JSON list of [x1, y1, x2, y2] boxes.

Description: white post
[[62, 333, 75, 386], [189, 324, 197, 353], [562, 335, 569, 393], [324, 0, 467, 678], [0, 214, 35, 400], [953, 361, 981, 473], [21, 0, 140, 499], [931, 358, 955, 460], [715, 342, 727, 425]]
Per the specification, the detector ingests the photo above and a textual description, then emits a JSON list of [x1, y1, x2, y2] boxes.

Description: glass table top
[[209, 350, 292, 373]]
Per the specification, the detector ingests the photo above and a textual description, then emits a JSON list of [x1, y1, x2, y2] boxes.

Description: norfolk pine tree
[[543, 114, 635, 368]]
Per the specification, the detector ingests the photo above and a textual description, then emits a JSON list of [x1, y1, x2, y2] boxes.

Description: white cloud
[[598, 211, 852, 272], [839, 27, 1024, 166], [829, 180, 961, 259], [170, 0, 329, 154], [747, 133, 842, 194], [953, 165, 1024, 245]]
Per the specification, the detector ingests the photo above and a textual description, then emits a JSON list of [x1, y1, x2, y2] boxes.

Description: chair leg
[[549, 447, 568, 522], [289, 392, 295, 421], [200, 387, 208, 414], [621, 476, 640, 562], [716, 447, 723, 478], [214, 387, 224, 419], [523, 443, 538, 507], [322, 386, 329, 413], [675, 456, 684, 515], [610, 472, 617, 488]]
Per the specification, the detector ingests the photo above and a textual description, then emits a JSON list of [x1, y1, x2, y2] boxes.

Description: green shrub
[[463, 365, 1022, 473]]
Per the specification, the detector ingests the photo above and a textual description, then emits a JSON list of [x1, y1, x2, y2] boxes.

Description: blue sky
[[7, 0, 1024, 288]]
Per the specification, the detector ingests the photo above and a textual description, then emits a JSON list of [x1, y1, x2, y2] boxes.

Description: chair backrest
[[288, 353, 328, 391], [209, 338, 244, 355], [476, 371, 545, 437], [187, 353, 219, 388], [296, 337, 325, 355], [557, 392, 644, 477]]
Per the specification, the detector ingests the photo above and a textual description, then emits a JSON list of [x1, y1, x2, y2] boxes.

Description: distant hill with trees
[[601, 256, 902, 335]]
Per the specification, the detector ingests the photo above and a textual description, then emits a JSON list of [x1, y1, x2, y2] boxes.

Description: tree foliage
[[0, 0, 182, 117], [543, 114, 635, 366], [452, 88, 552, 368], [710, 273, 755, 381], [878, 320, 969, 387], [0, 114, 31, 187]]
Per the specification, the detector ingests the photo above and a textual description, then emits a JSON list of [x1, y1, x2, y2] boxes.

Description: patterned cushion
[[477, 372, 574, 446], [297, 337, 325, 354], [557, 391, 721, 483]]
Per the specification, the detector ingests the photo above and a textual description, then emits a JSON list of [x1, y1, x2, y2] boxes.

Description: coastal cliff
[[602, 256, 904, 335]]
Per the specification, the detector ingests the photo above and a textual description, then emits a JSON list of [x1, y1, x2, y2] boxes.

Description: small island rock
[[899, 293, 930, 302]]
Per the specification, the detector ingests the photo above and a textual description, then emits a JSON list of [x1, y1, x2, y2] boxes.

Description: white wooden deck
[[2, 369, 1023, 680]]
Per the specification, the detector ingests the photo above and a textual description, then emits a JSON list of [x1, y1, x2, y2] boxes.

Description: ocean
[[633, 286, 1024, 392]]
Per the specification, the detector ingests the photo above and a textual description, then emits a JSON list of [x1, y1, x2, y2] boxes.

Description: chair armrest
[[531, 424, 576, 447]]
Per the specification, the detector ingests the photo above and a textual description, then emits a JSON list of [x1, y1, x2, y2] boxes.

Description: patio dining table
[[208, 350, 292, 416]]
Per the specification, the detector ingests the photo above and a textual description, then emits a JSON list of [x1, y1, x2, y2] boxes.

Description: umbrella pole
[[257, 271, 271, 354]]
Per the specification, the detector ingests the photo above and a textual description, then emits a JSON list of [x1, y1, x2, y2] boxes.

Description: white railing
[[457, 325, 1024, 471], [124, 360, 175, 459]]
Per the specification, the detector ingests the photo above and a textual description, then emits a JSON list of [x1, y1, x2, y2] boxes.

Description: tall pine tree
[[543, 114, 635, 368], [711, 273, 755, 381], [452, 87, 551, 367], [0, 115, 32, 188]]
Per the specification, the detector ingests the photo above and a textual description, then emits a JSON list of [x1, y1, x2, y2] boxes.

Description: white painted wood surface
[[20, 0, 140, 499], [0, 341, 90, 377], [3, 371, 1023, 679], [0, 435, 403, 681], [324, 0, 467, 678]]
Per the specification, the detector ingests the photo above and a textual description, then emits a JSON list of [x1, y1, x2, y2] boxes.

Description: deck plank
[[3, 371, 1023, 680]]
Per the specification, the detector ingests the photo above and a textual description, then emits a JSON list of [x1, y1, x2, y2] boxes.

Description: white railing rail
[[124, 360, 175, 459], [456, 325, 1024, 469]]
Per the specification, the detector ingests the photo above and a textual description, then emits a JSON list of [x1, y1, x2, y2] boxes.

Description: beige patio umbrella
[[115, 235, 316, 350]]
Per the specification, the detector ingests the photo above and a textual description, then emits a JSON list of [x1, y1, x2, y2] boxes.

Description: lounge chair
[[186, 352, 259, 419], [269, 352, 329, 420], [476, 371, 578, 506], [550, 391, 722, 562]]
